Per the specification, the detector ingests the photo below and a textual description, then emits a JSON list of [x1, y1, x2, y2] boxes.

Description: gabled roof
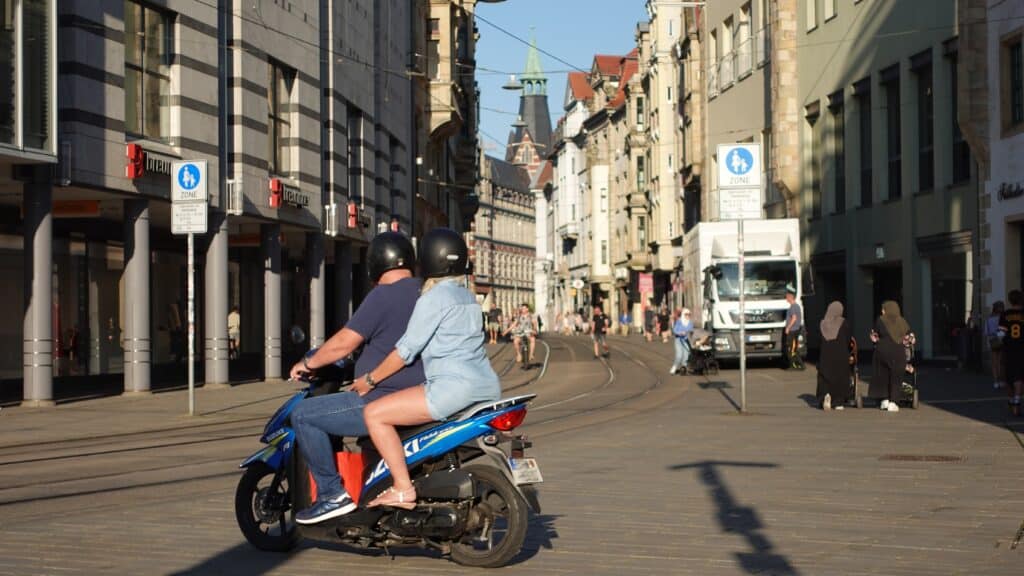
[[531, 159, 553, 189], [567, 72, 595, 101], [593, 54, 622, 77], [487, 155, 531, 191], [607, 53, 639, 109]]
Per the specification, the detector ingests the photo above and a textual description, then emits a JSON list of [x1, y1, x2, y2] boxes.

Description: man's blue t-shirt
[[786, 301, 803, 333], [346, 277, 426, 402]]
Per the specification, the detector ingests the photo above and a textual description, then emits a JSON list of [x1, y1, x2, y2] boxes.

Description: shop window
[[125, 0, 171, 141], [268, 60, 295, 176]]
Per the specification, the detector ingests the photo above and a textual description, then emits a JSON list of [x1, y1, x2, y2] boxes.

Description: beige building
[[414, 0, 483, 235], [472, 154, 536, 315]]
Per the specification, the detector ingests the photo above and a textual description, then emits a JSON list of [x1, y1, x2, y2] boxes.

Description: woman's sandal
[[368, 486, 417, 510]]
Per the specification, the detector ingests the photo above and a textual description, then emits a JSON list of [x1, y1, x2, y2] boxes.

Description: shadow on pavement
[[169, 513, 559, 574], [698, 381, 741, 412], [670, 460, 799, 576]]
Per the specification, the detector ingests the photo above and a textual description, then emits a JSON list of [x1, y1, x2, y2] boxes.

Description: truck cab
[[683, 219, 802, 361]]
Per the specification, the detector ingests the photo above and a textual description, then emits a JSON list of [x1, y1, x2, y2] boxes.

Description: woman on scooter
[[351, 227, 501, 509]]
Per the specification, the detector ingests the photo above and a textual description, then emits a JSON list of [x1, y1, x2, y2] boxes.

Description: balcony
[[558, 221, 580, 239]]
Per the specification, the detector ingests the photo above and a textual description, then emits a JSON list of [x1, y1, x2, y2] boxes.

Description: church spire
[[520, 27, 546, 95]]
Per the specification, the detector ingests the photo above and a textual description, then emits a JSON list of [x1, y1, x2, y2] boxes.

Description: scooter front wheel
[[235, 462, 299, 552]]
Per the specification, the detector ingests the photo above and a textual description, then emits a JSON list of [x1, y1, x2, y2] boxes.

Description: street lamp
[[502, 74, 523, 91]]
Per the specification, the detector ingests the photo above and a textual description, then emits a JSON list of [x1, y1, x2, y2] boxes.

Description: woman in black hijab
[[870, 300, 912, 412], [816, 301, 852, 410]]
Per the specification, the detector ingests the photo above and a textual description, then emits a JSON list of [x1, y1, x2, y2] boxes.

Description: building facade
[[3, 0, 477, 405], [794, 0, 976, 359], [414, 0, 482, 236], [472, 153, 535, 315], [960, 0, 1024, 314]]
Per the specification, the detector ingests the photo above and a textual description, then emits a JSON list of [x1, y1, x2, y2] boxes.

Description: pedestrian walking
[[487, 306, 502, 344], [985, 301, 1006, 390], [227, 306, 241, 359], [658, 306, 671, 343], [870, 300, 912, 413], [644, 306, 656, 342], [784, 287, 805, 370], [670, 308, 693, 375], [591, 305, 610, 359], [998, 290, 1024, 416], [816, 301, 852, 410]]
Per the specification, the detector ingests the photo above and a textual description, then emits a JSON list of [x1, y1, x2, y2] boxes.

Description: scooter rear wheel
[[450, 465, 528, 568], [235, 462, 299, 552]]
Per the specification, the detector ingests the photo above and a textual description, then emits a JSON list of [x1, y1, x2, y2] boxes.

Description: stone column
[[123, 199, 151, 395], [22, 171, 54, 406], [263, 224, 282, 379], [308, 233, 326, 347], [769, 0, 801, 217], [205, 212, 229, 386], [334, 241, 353, 329]]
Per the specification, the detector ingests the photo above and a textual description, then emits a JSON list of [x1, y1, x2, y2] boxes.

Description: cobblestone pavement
[[0, 335, 1021, 575]]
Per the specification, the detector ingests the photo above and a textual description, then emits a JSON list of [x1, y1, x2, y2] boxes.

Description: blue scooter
[[234, 364, 541, 568]]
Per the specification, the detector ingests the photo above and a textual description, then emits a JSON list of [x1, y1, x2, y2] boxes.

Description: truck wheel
[[450, 465, 528, 568]]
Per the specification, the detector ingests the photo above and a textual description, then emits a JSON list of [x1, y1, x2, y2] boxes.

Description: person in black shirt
[[591, 304, 610, 359], [999, 289, 1024, 416]]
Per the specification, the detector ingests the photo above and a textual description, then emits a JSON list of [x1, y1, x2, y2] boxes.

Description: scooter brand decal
[[365, 422, 475, 485]]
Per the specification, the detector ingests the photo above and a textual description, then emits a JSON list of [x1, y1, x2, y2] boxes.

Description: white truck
[[682, 218, 802, 360]]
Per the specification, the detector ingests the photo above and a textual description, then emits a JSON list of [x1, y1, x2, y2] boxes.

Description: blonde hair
[[422, 275, 467, 294]]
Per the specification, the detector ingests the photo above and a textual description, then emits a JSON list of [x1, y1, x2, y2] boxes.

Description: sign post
[[717, 144, 762, 413], [171, 161, 208, 416]]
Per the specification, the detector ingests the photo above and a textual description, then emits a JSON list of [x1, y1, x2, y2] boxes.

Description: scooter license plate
[[509, 457, 543, 485]]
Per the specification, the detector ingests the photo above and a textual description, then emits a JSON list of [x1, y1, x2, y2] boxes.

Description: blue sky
[[474, 0, 648, 158]]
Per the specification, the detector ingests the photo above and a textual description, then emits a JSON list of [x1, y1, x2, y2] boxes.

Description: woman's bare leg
[[363, 385, 433, 491]]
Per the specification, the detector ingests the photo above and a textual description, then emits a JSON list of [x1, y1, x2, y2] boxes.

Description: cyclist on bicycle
[[503, 303, 537, 365]]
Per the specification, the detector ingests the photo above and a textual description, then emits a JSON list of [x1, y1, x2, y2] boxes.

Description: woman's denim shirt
[[395, 279, 500, 392]]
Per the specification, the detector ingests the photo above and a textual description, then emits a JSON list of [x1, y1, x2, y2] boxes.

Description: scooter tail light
[[488, 408, 527, 431]]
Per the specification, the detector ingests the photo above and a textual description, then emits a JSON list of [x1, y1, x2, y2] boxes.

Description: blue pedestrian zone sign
[[171, 160, 207, 203], [726, 147, 753, 176], [178, 163, 201, 191], [717, 144, 761, 188]]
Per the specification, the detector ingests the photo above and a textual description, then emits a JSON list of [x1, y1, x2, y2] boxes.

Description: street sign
[[170, 160, 209, 415], [719, 187, 763, 221], [717, 143, 761, 189], [571, 279, 585, 290], [172, 202, 208, 234], [171, 161, 208, 202]]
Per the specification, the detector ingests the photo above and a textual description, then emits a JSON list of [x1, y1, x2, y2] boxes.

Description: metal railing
[[708, 64, 719, 98], [736, 38, 753, 78], [756, 26, 770, 66], [719, 52, 735, 88]]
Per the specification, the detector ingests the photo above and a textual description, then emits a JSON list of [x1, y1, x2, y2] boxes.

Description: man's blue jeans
[[672, 337, 690, 371], [290, 390, 368, 500]]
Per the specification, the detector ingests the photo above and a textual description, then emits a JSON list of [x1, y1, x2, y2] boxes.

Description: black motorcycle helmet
[[367, 231, 416, 282], [419, 227, 469, 278]]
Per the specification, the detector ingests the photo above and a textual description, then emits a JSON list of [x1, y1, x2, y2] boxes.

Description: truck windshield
[[715, 261, 797, 301]]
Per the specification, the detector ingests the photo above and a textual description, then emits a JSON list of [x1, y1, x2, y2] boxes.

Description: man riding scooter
[[287, 231, 425, 525]]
